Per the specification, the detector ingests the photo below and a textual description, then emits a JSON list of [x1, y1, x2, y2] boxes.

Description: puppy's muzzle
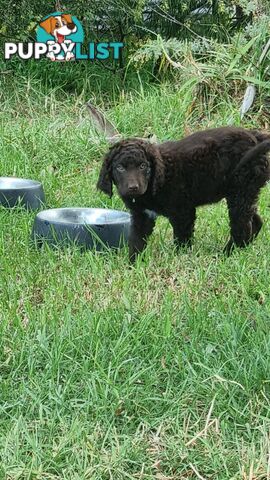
[[128, 184, 139, 194], [67, 22, 76, 30]]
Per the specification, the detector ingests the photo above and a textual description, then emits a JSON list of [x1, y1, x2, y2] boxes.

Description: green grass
[[1, 80, 270, 480]]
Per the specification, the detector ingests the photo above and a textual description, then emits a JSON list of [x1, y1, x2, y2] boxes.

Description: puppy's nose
[[128, 184, 139, 193]]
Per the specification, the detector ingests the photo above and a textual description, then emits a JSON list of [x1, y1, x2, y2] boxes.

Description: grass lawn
[[1, 81, 270, 480]]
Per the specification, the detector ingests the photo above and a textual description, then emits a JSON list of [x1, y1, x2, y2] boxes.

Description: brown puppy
[[97, 126, 270, 261]]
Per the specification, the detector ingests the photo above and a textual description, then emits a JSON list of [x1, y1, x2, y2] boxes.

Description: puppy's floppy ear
[[144, 142, 165, 195], [97, 149, 114, 197], [62, 14, 73, 24], [40, 16, 56, 35]]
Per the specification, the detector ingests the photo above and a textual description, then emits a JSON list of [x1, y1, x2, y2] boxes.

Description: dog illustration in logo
[[40, 14, 77, 61]]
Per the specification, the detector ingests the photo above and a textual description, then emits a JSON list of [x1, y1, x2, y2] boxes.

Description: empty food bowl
[[32, 207, 130, 250], [0, 177, 45, 209]]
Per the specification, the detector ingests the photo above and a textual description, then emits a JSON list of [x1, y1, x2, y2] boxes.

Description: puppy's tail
[[233, 139, 270, 175], [249, 129, 270, 143]]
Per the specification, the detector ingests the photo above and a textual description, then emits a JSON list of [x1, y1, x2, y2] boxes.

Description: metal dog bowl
[[0, 177, 45, 210], [32, 207, 130, 250]]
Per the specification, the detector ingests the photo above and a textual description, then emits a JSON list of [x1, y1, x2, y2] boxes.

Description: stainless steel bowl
[[0, 177, 45, 209], [32, 207, 130, 250]]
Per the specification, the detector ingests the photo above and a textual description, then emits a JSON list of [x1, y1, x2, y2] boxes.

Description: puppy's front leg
[[46, 41, 57, 61], [129, 210, 156, 262], [169, 207, 196, 249]]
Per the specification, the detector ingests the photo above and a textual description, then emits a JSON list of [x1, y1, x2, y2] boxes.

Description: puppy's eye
[[139, 163, 147, 170], [116, 165, 125, 172]]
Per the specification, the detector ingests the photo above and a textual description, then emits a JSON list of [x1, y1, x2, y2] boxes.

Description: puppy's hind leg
[[224, 194, 261, 254], [251, 211, 263, 238], [224, 139, 270, 254]]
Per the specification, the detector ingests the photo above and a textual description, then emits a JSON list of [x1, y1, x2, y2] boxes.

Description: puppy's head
[[40, 14, 76, 37], [97, 139, 165, 199]]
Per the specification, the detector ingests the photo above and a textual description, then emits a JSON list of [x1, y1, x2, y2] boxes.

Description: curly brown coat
[[97, 126, 270, 261]]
